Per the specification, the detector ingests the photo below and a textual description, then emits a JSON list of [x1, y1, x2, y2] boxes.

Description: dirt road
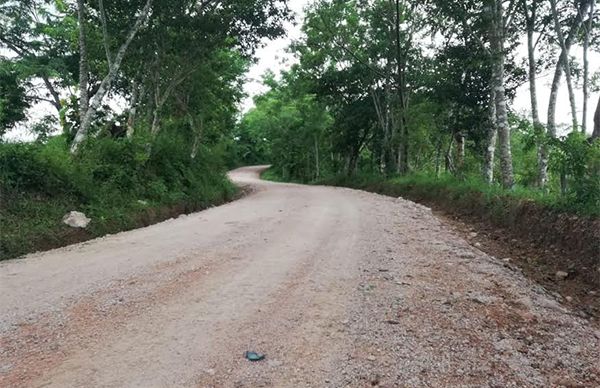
[[1, 166, 599, 387]]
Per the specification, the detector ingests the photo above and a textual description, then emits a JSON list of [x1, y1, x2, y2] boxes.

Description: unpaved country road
[[1, 166, 599, 387]]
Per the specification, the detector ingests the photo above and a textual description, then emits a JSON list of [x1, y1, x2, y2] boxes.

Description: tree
[[235, 69, 332, 181], [425, 0, 519, 187], [519, 0, 546, 141], [71, 0, 153, 153], [423, 43, 493, 177], [593, 96, 600, 140], [484, 0, 516, 188], [68, 0, 290, 152], [0, 61, 30, 134], [296, 0, 425, 175], [0, 0, 77, 115], [542, 0, 594, 186], [549, 0, 579, 131], [582, 0, 596, 134]]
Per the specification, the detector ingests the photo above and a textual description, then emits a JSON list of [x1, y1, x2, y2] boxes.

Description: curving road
[[1, 166, 599, 387]]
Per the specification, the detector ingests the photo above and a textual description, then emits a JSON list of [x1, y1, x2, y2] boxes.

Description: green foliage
[[0, 61, 30, 133], [0, 134, 236, 260], [548, 133, 600, 212], [233, 71, 333, 181], [509, 115, 542, 187], [260, 168, 287, 183], [239, 0, 598, 219], [0, 0, 78, 114], [0, 0, 295, 259], [313, 170, 598, 217], [1, 137, 81, 195]]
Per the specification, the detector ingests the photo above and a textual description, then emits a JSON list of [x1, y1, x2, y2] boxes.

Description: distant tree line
[[237, 0, 599, 209]]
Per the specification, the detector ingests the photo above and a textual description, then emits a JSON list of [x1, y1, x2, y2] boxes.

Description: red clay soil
[[411, 199, 600, 324]]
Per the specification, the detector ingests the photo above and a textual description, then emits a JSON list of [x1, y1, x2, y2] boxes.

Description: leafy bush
[[0, 134, 236, 260], [546, 134, 600, 214], [303, 169, 597, 217], [0, 140, 74, 195]]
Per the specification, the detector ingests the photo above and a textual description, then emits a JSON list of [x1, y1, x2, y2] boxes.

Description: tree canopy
[[237, 0, 599, 210]]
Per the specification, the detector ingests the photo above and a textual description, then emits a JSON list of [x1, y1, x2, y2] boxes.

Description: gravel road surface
[[1, 166, 599, 387]]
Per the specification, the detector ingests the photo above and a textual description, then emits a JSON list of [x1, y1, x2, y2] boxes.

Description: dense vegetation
[[238, 0, 600, 216], [1, 136, 236, 259], [0, 0, 290, 259]]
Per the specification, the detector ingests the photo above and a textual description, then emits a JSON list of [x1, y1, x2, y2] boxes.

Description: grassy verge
[[0, 184, 237, 261], [317, 172, 599, 217], [0, 136, 237, 261], [260, 167, 288, 183]]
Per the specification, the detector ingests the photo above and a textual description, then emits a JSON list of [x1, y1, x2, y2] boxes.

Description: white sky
[[241, 1, 308, 112], [242, 0, 599, 135]]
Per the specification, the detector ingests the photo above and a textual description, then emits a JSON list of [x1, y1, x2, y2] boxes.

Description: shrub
[[0, 133, 236, 260]]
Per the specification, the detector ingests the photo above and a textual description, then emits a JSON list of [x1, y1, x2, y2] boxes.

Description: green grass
[[309, 170, 599, 266], [0, 136, 237, 260], [262, 166, 598, 218], [260, 166, 308, 184], [260, 167, 287, 182], [320, 172, 598, 217]]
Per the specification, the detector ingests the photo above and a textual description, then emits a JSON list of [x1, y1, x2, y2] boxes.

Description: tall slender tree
[[541, 0, 593, 186]]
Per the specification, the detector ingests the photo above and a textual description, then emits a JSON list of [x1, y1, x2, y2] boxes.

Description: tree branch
[[504, 0, 519, 31], [41, 76, 62, 111], [98, 0, 113, 68], [316, 11, 388, 82]]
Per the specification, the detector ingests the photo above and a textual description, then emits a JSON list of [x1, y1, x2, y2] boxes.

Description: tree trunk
[[190, 116, 202, 159], [455, 132, 465, 173], [560, 168, 568, 195], [547, 0, 591, 126], [564, 64, 578, 131], [489, 0, 514, 188], [550, 0, 578, 131], [76, 0, 89, 123], [71, 0, 153, 153], [382, 77, 395, 174], [445, 137, 454, 173], [542, 0, 592, 182], [191, 136, 200, 159], [484, 89, 497, 184], [397, 107, 409, 174], [348, 154, 358, 176], [523, 2, 547, 187], [592, 96, 600, 140], [314, 135, 320, 179], [41, 76, 62, 113], [371, 87, 391, 173], [582, 0, 594, 134], [98, 0, 113, 68], [435, 139, 443, 178], [151, 108, 160, 137], [126, 81, 144, 138], [524, 2, 542, 133], [394, 0, 409, 175], [494, 71, 514, 189]]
